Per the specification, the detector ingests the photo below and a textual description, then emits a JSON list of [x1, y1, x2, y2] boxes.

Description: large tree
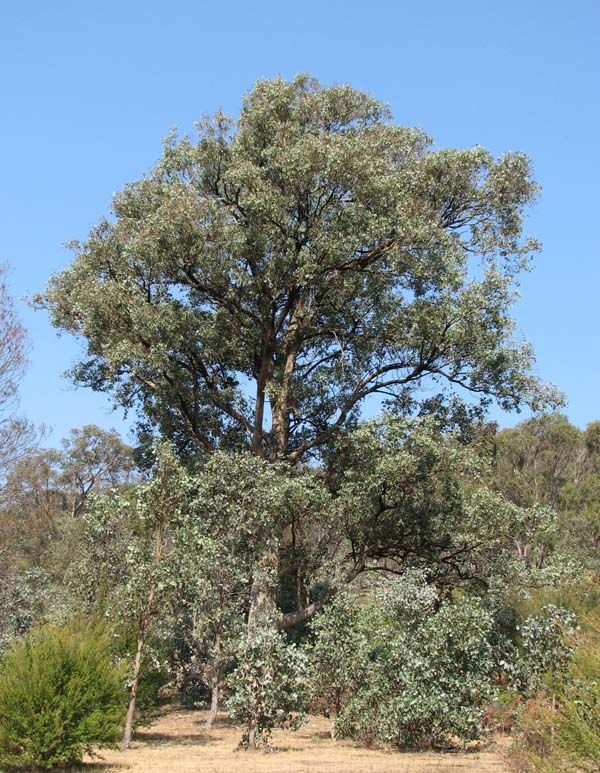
[[40, 75, 555, 463], [493, 414, 585, 509]]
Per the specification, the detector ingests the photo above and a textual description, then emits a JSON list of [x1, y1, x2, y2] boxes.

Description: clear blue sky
[[1, 0, 598, 445]]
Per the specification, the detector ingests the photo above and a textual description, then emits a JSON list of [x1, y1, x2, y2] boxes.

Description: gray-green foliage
[[311, 573, 496, 750], [69, 443, 184, 620], [40, 75, 557, 464], [0, 425, 137, 646], [307, 593, 366, 729], [64, 443, 187, 730], [0, 568, 51, 649], [0, 263, 36, 480], [508, 607, 598, 772], [515, 605, 578, 696], [493, 414, 584, 510], [171, 452, 287, 708], [33, 78, 570, 748], [493, 414, 600, 574], [331, 415, 564, 594], [169, 451, 334, 710], [226, 622, 308, 747]]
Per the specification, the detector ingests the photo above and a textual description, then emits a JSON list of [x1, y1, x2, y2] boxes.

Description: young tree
[[118, 445, 184, 750], [308, 593, 367, 737], [71, 443, 185, 749], [172, 450, 333, 722], [226, 623, 308, 748]]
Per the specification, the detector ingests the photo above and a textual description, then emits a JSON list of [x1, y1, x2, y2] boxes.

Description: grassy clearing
[[84, 708, 510, 772]]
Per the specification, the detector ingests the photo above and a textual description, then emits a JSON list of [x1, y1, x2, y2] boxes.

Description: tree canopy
[[41, 75, 557, 463]]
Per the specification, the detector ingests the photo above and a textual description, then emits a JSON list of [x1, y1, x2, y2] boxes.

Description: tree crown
[[40, 75, 557, 461]]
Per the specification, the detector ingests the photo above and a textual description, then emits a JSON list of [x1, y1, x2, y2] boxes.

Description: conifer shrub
[[0, 622, 126, 770]]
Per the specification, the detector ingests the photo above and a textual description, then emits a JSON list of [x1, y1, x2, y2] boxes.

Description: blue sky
[[1, 0, 598, 445]]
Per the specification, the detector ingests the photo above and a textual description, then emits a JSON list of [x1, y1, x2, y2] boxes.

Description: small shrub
[[338, 599, 495, 749], [226, 624, 307, 748], [509, 607, 600, 772], [0, 622, 126, 771], [516, 605, 578, 695], [308, 594, 368, 735]]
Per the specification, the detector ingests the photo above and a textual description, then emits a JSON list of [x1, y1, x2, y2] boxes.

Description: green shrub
[[308, 594, 367, 735], [510, 608, 600, 772], [0, 622, 126, 770], [312, 574, 496, 750], [226, 623, 307, 748], [555, 623, 600, 770]]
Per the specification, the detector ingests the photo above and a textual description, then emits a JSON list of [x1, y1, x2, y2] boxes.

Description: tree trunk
[[205, 631, 221, 729], [120, 451, 171, 750], [247, 718, 257, 749], [247, 552, 278, 626], [206, 677, 219, 729], [121, 629, 145, 750]]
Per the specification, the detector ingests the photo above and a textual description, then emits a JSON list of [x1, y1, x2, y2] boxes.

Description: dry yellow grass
[[84, 708, 511, 773]]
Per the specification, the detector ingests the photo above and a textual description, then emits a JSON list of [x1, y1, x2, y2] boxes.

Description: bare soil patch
[[84, 708, 510, 772]]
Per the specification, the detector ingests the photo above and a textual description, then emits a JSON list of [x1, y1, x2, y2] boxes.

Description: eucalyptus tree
[[40, 75, 557, 629], [58, 424, 136, 517], [41, 75, 554, 466], [0, 425, 136, 609], [492, 414, 600, 572], [493, 414, 584, 509], [559, 421, 600, 569]]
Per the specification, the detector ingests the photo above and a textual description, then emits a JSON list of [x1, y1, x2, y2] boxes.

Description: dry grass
[[84, 707, 511, 772]]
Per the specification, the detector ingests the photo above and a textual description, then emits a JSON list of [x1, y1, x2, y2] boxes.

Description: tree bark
[[205, 631, 221, 729], [247, 552, 278, 626], [120, 487, 167, 750], [247, 718, 257, 749], [121, 629, 145, 750]]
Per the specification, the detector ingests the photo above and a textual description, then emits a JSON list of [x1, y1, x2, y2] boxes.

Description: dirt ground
[[84, 708, 511, 773]]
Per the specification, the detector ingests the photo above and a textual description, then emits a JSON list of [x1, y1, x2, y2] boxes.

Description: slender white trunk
[[205, 632, 221, 729], [121, 630, 145, 750]]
